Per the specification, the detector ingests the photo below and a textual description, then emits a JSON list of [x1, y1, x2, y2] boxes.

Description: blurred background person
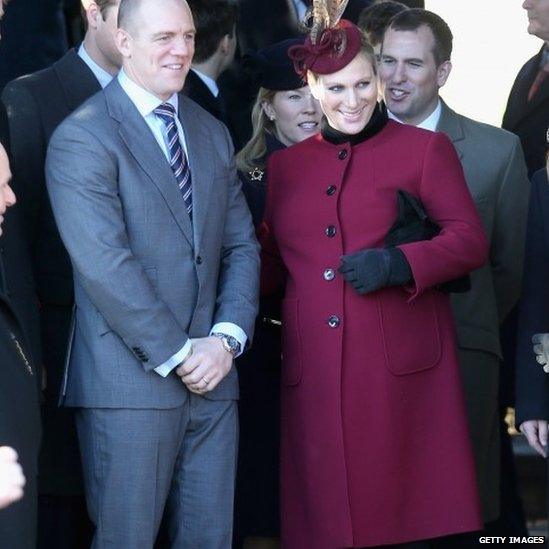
[[184, 0, 240, 147], [503, 0, 549, 177], [0, 0, 68, 91], [233, 37, 321, 549], [2, 1, 121, 547], [0, 124, 41, 549], [515, 134, 549, 459], [260, 10, 487, 547], [358, 0, 408, 55], [379, 9, 530, 544], [500, 0, 549, 537]]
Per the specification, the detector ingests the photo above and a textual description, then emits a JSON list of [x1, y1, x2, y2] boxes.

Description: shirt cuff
[[154, 339, 192, 377], [210, 322, 247, 358]]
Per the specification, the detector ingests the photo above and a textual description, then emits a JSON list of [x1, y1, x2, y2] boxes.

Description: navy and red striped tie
[[154, 103, 193, 218]]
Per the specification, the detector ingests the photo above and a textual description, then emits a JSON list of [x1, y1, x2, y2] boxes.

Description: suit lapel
[[436, 100, 465, 160], [178, 94, 214, 249], [106, 80, 194, 246], [54, 49, 102, 113]]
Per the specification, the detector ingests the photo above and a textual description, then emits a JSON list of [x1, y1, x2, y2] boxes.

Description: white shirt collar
[[77, 43, 115, 90], [191, 68, 219, 98], [117, 69, 179, 118], [387, 99, 442, 132]]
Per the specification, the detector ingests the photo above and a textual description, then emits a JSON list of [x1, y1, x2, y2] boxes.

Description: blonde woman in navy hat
[[234, 38, 322, 549], [259, 1, 487, 546]]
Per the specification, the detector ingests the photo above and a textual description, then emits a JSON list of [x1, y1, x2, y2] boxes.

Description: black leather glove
[[338, 248, 412, 295]]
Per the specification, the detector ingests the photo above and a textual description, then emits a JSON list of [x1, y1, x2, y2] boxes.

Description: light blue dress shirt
[[117, 70, 247, 376], [77, 44, 115, 89]]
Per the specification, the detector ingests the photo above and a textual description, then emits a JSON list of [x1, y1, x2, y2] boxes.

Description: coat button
[[338, 150, 348, 160], [327, 315, 340, 328], [196, 256, 203, 265], [326, 185, 337, 196], [325, 225, 337, 238], [323, 268, 335, 281]]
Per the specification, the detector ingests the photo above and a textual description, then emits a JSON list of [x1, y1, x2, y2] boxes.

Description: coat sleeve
[[515, 170, 549, 426], [490, 135, 530, 321], [211, 123, 260, 343], [46, 118, 190, 371], [398, 132, 488, 298], [258, 153, 288, 296]]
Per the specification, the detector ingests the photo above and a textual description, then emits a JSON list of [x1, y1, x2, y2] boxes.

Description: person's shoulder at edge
[[452, 109, 522, 149]]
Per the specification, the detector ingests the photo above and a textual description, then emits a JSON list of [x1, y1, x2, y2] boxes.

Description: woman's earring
[[269, 115, 275, 121]]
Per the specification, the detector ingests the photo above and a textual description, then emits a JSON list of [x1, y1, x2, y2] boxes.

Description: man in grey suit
[[379, 8, 529, 534], [45, 0, 260, 546]]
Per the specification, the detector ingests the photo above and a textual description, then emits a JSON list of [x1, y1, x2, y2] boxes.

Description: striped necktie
[[154, 103, 193, 217]]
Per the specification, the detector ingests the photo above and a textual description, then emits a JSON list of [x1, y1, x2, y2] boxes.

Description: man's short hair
[[387, 8, 453, 65], [81, 0, 118, 29], [187, 0, 238, 63], [358, 1, 408, 47]]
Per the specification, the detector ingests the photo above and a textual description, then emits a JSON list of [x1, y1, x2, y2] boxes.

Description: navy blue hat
[[244, 37, 306, 91]]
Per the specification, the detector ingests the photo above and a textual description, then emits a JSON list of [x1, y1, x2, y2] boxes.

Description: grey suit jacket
[[45, 78, 260, 408], [437, 101, 529, 359]]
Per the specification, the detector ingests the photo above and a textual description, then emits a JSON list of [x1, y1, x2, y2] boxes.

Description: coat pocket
[[281, 298, 303, 386], [377, 288, 442, 375]]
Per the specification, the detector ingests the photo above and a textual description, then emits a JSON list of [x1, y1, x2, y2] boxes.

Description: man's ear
[[436, 60, 452, 88], [84, 1, 100, 30], [116, 28, 132, 59], [219, 34, 231, 55]]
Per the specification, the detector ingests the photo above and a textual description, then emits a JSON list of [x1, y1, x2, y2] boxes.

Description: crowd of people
[[0, 0, 547, 548]]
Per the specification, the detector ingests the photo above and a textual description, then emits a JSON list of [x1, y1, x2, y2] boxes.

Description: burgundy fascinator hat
[[288, 0, 363, 78]]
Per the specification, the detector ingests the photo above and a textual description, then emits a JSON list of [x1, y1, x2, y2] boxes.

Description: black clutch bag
[[385, 190, 471, 294]]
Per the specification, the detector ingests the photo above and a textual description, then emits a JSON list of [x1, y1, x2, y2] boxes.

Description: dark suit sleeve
[[515, 170, 549, 426], [2, 80, 46, 251], [490, 135, 530, 321]]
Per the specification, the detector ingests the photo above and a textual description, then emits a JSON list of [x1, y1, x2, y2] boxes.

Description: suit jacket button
[[196, 256, 203, 265], [338, 150, 348, 160], [326, 185, 337, 196], [325, 225, 337, 238], [327, 315, 340, 328], [323, 268, 335, 281]]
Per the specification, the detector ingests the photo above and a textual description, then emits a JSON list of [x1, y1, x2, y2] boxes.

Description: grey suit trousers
[[457, 348, 500, 523], [75, 395, 238, 549]]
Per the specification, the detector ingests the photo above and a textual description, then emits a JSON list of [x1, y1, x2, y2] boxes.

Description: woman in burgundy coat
[[259, 12, 487, 549]]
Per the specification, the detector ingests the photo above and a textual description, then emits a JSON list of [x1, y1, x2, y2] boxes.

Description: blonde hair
[[236, 87, 277, 174]]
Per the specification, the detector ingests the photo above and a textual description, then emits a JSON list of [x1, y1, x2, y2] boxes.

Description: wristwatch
[[211, 332, 241, 358]]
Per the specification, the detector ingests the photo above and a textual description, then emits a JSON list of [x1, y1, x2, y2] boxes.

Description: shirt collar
[[77, 43, 115, 89], [191, 68, 219, 97], [117, 69, 179, 118], [387, 99, 442, 132]]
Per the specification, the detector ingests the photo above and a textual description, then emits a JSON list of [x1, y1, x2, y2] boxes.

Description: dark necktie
[[154, 103, 193, 217], [528, 55, 549, 102]]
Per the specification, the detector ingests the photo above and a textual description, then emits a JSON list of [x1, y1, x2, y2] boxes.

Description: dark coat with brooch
[[260, 109, 486, 548], [234, 132, 285, 540]]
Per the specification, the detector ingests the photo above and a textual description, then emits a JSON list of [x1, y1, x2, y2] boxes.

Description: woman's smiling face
[[311, 52, 378, 135]]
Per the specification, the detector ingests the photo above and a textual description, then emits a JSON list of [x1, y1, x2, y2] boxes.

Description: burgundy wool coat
[[260, 120, 486, 548]]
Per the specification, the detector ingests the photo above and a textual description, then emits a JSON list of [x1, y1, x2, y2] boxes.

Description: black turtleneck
[[321, 102, 388, 146]]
